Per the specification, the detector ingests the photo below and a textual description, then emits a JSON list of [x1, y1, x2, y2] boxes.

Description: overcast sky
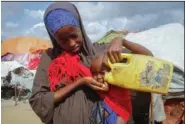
[[1, 2, 184, 42]]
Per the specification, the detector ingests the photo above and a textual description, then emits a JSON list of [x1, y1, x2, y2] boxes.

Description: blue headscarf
[[44, 9, 80, 36]]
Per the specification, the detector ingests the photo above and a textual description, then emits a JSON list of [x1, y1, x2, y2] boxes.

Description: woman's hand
[[103, 37, 123, 65], [102, 36, 153, 66], [54, 77, 108, 104], [80, 77, 109, 92]]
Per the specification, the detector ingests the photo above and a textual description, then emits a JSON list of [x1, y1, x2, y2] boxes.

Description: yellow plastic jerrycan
[[104, 53, 174, 94]]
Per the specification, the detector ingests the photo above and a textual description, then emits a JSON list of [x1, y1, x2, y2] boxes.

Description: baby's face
[[91, 56, 110, 84]]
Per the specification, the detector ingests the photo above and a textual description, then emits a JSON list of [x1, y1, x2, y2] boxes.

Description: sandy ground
[[2, 100, 43, 124], [2, 99, 184, 124]]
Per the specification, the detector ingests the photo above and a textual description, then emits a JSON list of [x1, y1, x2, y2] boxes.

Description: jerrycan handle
[[120, 53, 132, 65], [107, 53, 132, 68]]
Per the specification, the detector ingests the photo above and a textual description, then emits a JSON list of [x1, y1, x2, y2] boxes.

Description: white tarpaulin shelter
[[1, 61, 23, 77], [125, 23, 184, 122], [10, 72, 34, 91], [1, 61, 37, 91], [126, 23, 184, 70]]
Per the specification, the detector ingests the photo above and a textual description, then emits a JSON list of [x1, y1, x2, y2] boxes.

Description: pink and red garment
[[48, 52, 92, 92]]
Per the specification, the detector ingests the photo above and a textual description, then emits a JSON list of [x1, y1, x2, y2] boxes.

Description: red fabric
[[163, 99, 184, 124], [27, 56, 41, 70], [100, 86, 132, 122], [48, 52, 92, 91], [48, 52, 132, 121]]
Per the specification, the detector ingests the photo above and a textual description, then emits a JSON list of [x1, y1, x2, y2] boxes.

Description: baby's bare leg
[[116, 116, 126, 124]]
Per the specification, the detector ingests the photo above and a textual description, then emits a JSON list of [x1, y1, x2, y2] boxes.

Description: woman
[[29, 2, 153, 124]]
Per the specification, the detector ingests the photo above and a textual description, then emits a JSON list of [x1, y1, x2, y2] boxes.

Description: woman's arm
[[54, 79, 82, 103], [122, 38, 153, 56], [104, 37, 153, 63], [54, 77, 108, 103], [29, 52, 56, 123], [29, 52, 84, 123]]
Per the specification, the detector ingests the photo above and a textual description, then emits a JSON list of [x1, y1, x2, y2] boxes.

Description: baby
[[90, 55, 132, 124]]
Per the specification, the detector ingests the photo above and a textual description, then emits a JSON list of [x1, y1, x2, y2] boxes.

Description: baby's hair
[[91, 53, 111, 72], [90, 53, 104, 72]]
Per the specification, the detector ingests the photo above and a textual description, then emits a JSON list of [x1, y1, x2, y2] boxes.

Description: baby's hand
[[80, 77, 108, 91], [93, 74, 109, 92], [101, 81, 109, 92]]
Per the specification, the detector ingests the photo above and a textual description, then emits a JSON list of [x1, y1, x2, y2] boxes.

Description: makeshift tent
[[1, 61, 24, 77], [1, 66, 34, 100], [1, 36, 53, 56], [1, 36, 52, 101], [125, 23, 184, 70], [1, 53, 41, 70]]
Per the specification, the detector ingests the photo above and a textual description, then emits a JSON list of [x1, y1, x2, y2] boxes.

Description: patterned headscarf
[[44, 9, 80, 36]]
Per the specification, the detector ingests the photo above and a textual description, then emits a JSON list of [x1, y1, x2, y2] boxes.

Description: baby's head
[[90, 54, 110, 84]]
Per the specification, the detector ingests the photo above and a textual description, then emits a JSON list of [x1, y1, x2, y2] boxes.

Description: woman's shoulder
[[41, 48, 53, 58], [39, 48, 53, 66], [93, 42, 109, 54], [93, 42, 131, 54]]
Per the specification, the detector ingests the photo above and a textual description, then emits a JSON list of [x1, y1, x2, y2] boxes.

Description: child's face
[[91, 56, 110, 84]]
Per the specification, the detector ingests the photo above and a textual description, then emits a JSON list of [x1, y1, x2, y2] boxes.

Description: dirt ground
[[2, 100, 43, 124], [2, 99, 184, 124]]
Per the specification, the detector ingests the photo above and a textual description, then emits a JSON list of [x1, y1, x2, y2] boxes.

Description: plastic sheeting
[[169, 66, 184, 93], [151, 93, 166, 122], [1, 61, 37, 91], [1, 65, 36, 91], [27, 54, 41, 70], [2, 53, 30, 67], [125, 23, 184, 70], [10, 71, 34, 91], [2, 53, 41, 70], [1, 61, 24, 77]]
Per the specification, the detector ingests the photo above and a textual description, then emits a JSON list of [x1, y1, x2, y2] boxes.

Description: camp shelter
[[1, 36, 53, 56]]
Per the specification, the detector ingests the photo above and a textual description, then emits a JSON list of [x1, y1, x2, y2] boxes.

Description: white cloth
[[1, 61, 24, 77], [151, 93, 166, 122]]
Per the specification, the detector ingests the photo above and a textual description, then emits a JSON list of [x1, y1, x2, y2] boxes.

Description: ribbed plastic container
[[104, 53, 174, 94]]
